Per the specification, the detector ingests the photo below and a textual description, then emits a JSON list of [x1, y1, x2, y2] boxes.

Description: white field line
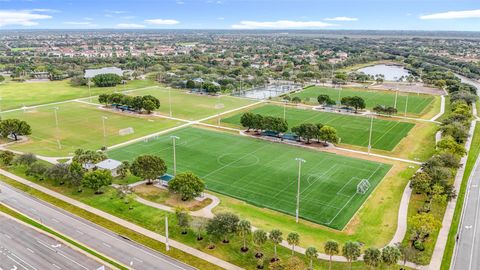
[[334, 146, 422, 165]]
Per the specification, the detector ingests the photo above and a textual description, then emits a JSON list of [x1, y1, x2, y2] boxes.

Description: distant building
[[95, 159, 122, 177], [84, 67, 123, 79]]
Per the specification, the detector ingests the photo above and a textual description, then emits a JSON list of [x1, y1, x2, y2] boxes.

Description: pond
[[358, 64, 411, 81]]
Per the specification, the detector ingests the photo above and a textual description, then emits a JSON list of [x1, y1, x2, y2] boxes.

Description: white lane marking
[[52, 263, 61, 269], [29, 208, 37, 213], [466, 225, 473, 229], [102, 243, 111, 248], [75, 230, 84, 235], [9, 266, 16, 270], [51, 218, 59, 223], [133, 257, 143, 263], [26, 248, 34, 254], [9, 253, 38, 270], [6, 255, 29, 270], [51, 244, 61, 248], [4, 234, 11, 239], [36, 240, 88, 270]]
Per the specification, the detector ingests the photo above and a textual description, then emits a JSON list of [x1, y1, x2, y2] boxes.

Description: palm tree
[[342, 241, 361, 270], [382, 246, 401, 269], [305, 246, 318, 270], [324, 240, 339, 270], [269, 229, 283, 261], [363, 247, 381, 269], [284, 232, 298, 255], [237, 219, 251, 252], [253, 230, 267, 258]]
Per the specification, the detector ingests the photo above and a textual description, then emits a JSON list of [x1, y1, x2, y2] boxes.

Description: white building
[[84, 67, 124, 79], [95, 159, 122, 177]]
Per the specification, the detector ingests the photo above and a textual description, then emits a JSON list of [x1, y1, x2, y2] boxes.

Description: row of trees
[[91, 73, 123, 87], [292, 123, 338, 145], [98, 93, 160, 114], [240, 113, 288, 134], [372, 105, 398, 116], [174, 210, 405, 270]]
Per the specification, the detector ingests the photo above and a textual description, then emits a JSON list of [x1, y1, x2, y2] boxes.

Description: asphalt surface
[[453, 75, 480, 270], [0, 215, 106, 270], [0, 182, 196, 270]]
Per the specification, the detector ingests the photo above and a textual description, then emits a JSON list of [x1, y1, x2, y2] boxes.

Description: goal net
[[356, 179, 371, 194]]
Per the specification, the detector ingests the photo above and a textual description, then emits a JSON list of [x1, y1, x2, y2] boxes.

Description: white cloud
[[217, 17, 225, 20], [324, 16, 358, 21], [116, 23, 145, 28], [231, 20, 335, 29], [105, 10, 126, 14], [145, 19, 179, 25], [0, 10, 52, 27], [420, 9, 480, 20]]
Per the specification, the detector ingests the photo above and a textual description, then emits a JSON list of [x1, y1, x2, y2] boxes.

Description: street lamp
[[168, 88, 173, 117], [295, 158, 306, 223], [282, 100, 288, 120], [102, 116, 108, 146], [171, 136, 180, 175]]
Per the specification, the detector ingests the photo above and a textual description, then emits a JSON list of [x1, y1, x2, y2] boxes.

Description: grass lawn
[[0, 79, 157, 111], [108, 127, 391, 230], [290, 86, 435, 117], [3, 102, 181, 156], [127, 87, 256, 120], [221, 104, 415, 151]]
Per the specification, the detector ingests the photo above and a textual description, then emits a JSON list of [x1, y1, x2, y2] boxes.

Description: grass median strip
[[0, 203, 127, 270]]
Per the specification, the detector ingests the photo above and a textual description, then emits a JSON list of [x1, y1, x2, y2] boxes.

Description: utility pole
[[171, 136, 180, 176], [102, 116, 108, 147], [404, 94, 409, 117], [295, 158, 306, 223], [394, 90, 398, 109], [368, 115, 374, 154], [54, 107, 59, 127]]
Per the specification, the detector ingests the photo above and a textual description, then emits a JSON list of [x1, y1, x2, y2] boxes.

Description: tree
[[382, 246, 401, 269], [292, 123, 318, 144], [14, 153, 37, 167], [92, 73, 122, 87], [252, 114, 264, 132], [291, 96, 301, 104], [130, 155, 167, 184], [191, 219, 207, 241], [142, 95, 160, 113], [286, 232, 300, 255], [175, 208, 191, 234], [342, 241, 361, 270], [269, 229, 283, 261], [45, 163, 70, 185], [317, 94, 334, 106], [0, 75, 4, 82], [319, 126, 339, 144], [72, 149, 106, 165], [98, 94, 109, 105], [186, 79, 195, 89], [206, 212, 239, 243], [410, 171, 432, 195], [363, 247, 381, 269], [437, 136, 466, 157], [240, 112, 255, 131], [324, 240, 339, 270], [237, 219, 252, 252], [349, 96, 366, 113], [305, 247, 318, 270], [26, 162, 47, 180], [253, 229, 268, 258], [168, 172, 205, 201], [0, 150, 15, 166], [395, 242, 417, 266], [410, 213, 441, 241], [117, 161, 130, 179], [82, 169, 112, 194], [68, 161, 84, 191], [0, 119, 32, 141]]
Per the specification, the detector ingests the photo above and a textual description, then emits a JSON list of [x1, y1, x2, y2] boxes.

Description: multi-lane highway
[[0, 215, 107, 270], [0, 182, 196, 270]]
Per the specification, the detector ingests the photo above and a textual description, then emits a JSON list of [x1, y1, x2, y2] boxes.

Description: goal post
[[356, 179, 371, 194]]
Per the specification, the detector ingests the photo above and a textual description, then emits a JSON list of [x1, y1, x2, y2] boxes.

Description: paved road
[[452, 75, 480, 270], [0, 215, 106, 270], [0, 183, 197, 270]]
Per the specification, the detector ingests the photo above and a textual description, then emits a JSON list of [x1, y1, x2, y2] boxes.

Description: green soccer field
[[107, 127, 391, 229], [290, 86, 435, 116], [0, 79, 157, 111], [127, 87, 256, 120], [2, 102, 181, 156], [221, 104, 415, 151]]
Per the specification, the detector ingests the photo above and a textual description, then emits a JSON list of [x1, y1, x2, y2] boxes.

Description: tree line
[[98, 93, 160, 114]]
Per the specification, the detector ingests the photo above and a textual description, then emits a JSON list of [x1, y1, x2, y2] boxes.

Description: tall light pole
[[337, 87, 342, 105], [171, 136, 180, 175], [53, 107, 59, 127], [168, 88, 172, 117], [404, 94, 409, 117], [368, 115, 374, 154], [88, 78, 92, 102], [102, 116, 108, 146], [165, 216, 170, 251], [295, 158, 306, 223], [282, 100, 288, 120], [394, 90, 398, 109]]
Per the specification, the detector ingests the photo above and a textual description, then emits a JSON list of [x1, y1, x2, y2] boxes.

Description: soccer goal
[[356, 179, 371, 194]]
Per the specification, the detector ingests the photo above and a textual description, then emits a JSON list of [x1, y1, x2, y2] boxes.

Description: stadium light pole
[[394, 90, 398, 109], [368, 115, 374, 154], [295, 158, 306, 223], [283, 100, 288, 120], [171, 136, 180, 176], [102, 116, 108, 146], [88, 78, 92, 102], [404, 94, 409, 117], [53, 107, 59, 127], [165, 215, 170, 251], [168, 88, 172, 117]]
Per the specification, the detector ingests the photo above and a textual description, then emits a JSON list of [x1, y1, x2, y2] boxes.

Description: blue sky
[[0, 0, 479, 31]]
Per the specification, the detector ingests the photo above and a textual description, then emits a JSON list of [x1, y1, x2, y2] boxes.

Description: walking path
[[430, 95, 446, 122], [0, 169, 243, 270]]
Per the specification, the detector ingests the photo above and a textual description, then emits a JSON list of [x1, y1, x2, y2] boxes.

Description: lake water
[[358, 64, 411, 81]]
